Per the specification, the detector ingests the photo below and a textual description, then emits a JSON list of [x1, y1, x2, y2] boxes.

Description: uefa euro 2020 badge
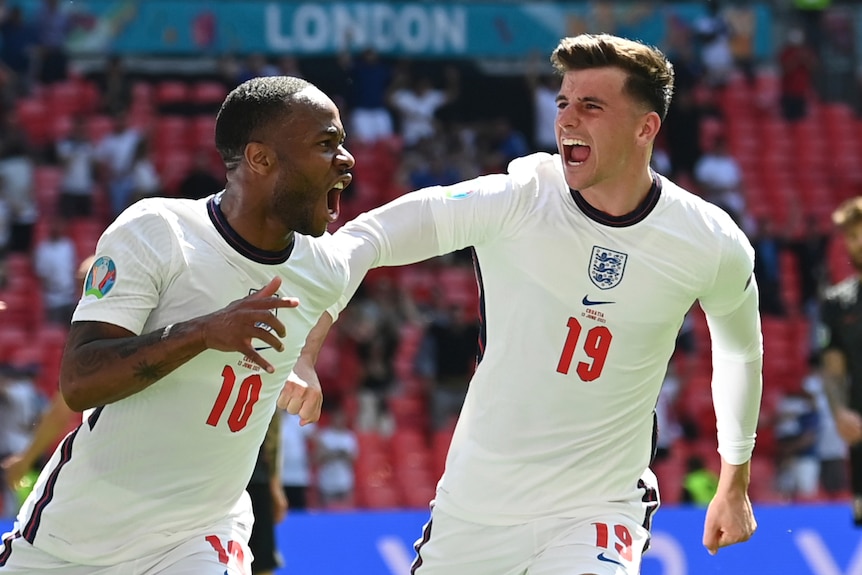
[[84, 256, 117, 299]]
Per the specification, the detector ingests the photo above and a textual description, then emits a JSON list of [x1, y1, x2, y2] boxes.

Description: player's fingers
[[251, 324, 284, 352], [244, 348, 275, 374], [285, 395, 304, 415], [298, 396, 322, 425], [254, 276, 282, 298]]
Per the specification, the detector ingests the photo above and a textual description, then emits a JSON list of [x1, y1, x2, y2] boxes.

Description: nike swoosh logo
[[597, 552, 625, 567], [582, 295, 615, 306]]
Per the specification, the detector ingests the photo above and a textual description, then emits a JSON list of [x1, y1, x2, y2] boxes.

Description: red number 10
[[556, 317, 612, 381], [206, 365, 262, 432]]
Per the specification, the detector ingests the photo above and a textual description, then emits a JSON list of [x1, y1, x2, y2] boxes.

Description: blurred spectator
[[802, 353, 849, 498], [0, 5, 36, 96], [663, 88, 705, 182], [487, 116, 530, 168], [93, 54, 133, 116], [0, 109, 35, 253], [787, 210, 830, 318], [723, 4, 758, 85], [693, 134, 752, 234], [34, 0, 72, 84], [693, 2, 735, 88], [341, 48, 394, 144], [128, 136, 161, 204], [94, 110, 142, 217], [654, 362, 683, 463], [247, 412, 286, 575], [416, 299, 480, 431], [774, 387, 820, 501], [237, 53, 278, 84], [177, 148, 223, 200], [314, 407, 358, 508], [524, 59, 559, 153], [273, 55, 303, 78], [344, 276, 417, 433], [681, 455, 719, 506], [1, 255, 91, 496], [55, 115, 97, 219], [750, 216, 787, 317], [0, 175, 10, 257], [0, 361, 42, 519], [778, 27, 818, 122], [404, 148, 462, 191], [388, 66, 459, 149], [33, 215, 76, 324], [280, 412, 315, 512]]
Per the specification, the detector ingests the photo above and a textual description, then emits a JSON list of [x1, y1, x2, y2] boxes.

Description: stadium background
[[0, 0, 861, 573]]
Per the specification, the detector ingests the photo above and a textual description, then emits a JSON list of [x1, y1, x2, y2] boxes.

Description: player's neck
[[577, 169, 654, 217], [218, 188, 295, 253]]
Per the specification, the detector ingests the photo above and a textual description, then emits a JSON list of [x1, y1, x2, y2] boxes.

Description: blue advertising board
[[9, 1, 775, 59], [2, 503, 860, 574]]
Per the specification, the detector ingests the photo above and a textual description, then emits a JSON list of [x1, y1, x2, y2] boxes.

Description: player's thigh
[[411, 507, 531, 575], [145, 513, 254, 575], [0, 530, 127, 574], [529, 513, 650, 575]]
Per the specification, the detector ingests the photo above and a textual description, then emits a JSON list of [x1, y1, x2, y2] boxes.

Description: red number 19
[[556, 317, 612, 381]]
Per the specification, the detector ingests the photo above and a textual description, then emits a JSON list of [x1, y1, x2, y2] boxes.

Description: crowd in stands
[[1, 0, 860, 517]]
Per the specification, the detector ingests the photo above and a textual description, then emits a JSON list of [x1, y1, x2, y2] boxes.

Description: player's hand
[[1, 453, 28, 490], [834, 407, 862, 446], [277, 359, 322, 425], [201, 276, 299, 374], [702, 487, 756, 555]]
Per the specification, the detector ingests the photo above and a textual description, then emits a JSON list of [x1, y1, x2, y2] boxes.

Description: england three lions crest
[[589, 246, 628, 289]]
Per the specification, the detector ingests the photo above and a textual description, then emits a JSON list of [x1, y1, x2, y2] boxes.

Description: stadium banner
[[13, 1, 774, 59], [2, 503, 859, 574]]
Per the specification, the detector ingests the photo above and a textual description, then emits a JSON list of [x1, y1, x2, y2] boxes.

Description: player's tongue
[[568, 145, 590, 164]]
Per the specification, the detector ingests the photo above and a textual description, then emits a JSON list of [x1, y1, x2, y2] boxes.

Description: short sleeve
[[73, 203, 180, 335], [698, 220, 756, 317]]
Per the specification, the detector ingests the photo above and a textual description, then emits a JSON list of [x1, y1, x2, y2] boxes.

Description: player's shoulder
[[113, 196, 204, 227], [296, 231, 351, 278], [506, 151, 561, 191], [656, 174, 742, 234]]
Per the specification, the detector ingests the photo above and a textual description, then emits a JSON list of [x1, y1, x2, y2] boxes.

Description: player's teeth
[[334, 181, 344, 190], [561, 138, 587, 146]]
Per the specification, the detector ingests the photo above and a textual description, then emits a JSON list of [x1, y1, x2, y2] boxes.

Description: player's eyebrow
[[555, 94, 609, 107]]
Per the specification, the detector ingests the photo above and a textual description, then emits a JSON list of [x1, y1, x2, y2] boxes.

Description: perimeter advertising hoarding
[[2, 504, 859, 574]]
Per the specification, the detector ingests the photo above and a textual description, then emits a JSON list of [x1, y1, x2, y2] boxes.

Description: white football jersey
[[331, 152, 759, 525], [14, 194, 349, 564]]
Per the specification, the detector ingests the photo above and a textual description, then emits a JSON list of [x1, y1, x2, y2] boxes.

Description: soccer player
[[0, 76, 354, 573], [297, 34, 763, 573], [819, 196, 862, 526]]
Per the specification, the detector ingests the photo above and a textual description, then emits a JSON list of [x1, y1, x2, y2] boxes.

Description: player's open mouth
[[561, 137, 590, 166], [327, 176, 351, 222]]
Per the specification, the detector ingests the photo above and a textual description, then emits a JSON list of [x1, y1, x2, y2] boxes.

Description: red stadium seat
[[191, 81, 228, 107], [155, 81, 191, 106]]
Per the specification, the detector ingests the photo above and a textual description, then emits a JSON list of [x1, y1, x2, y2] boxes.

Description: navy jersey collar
[[207, 192, 294, 264], [570, 172, 662, 228]]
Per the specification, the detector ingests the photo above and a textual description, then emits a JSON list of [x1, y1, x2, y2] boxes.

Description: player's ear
[[637, 111, 661, 145], [244, 142, 275, 176]]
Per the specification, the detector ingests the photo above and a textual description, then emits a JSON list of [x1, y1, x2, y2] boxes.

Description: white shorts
[[412, 504, 653, 575], [0, 514, 253, 575]]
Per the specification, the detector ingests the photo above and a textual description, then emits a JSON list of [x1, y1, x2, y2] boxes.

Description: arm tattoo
[[132, 360, 170, 384]]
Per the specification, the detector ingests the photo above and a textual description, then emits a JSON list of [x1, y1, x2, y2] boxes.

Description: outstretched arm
[[61, 276, 298, 411], [702, 279, 762, 554]]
